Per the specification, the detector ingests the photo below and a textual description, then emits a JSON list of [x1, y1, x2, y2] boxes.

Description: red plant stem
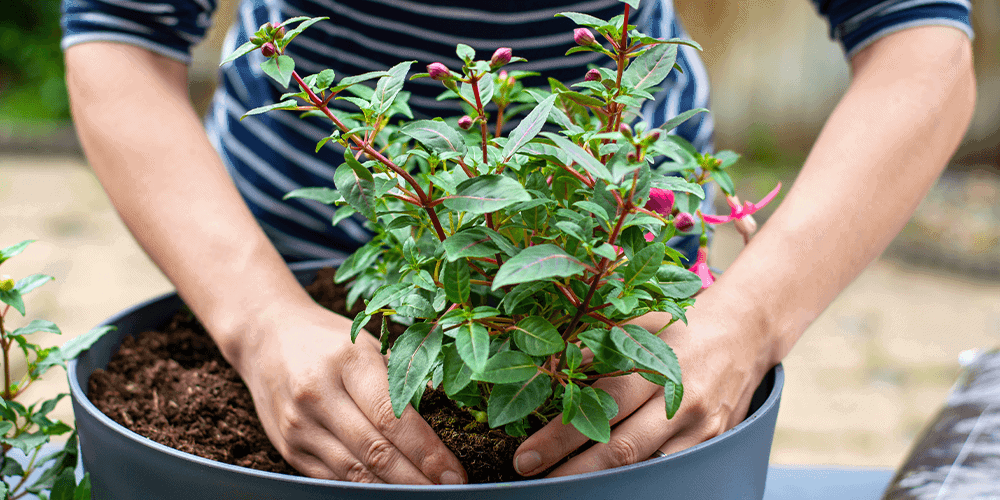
[[554, 282, 582, 307], [585, 311, 616, 327], [291, 71, 448, 241], [494, 103, 507, 139], [555, 160, 594, 188], [615, 5, 630, 91], [1, 314, 11, 402], [470, 77, 489, 165]]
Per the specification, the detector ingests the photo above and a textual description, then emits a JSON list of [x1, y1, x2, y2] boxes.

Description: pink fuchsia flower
[[689, 246, 714, 289], [702, 183, 782, 224], [584, 69, 601, 82], [457, 115, 473, 130], [260, 42, 276, 57], [646, 188, 675, 216], [674, 212, 695, 232], [491, 47, 512, 68], [427, 62, 450, 80], [574, 28, 597, 46]]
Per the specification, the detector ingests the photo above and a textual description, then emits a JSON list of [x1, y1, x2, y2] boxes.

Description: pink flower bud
[[626, 151, 638, 162], [458, 115, 474, 130], [491, 47, 512, 68], [645, 188, 674, 216], [648, 130, 661, 141], [584, 69, 601, 82], [260, 42, 276, 57], [574, 28, 597, 47], [619, 122, 633, 139], [674, 212, 695, 232], [427, 62, 450, 80], [275, 26, 286, 40]]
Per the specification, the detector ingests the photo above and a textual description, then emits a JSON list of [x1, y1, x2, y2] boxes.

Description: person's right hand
[[233, 300, 467, 484]]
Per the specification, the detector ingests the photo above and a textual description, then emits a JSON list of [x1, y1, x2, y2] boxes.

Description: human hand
[[234, 301, 467, 484], [511, 298, 771, 477]]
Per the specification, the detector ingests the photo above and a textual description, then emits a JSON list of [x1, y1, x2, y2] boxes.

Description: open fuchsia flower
[[703, 183, 782, 225], [689, 246, 715, 289], [646, 187, 674, 215]]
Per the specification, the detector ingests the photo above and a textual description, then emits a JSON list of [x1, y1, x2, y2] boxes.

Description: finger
[[512, 373, 660, 477], [341, 349, 467, 485], [281, 425, 385, 483]]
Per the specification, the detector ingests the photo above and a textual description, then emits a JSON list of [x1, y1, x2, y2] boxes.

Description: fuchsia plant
[[224, 0, 778, 444]]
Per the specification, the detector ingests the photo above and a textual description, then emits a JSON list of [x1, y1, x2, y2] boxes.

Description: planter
[[69, 261, 784, 500]]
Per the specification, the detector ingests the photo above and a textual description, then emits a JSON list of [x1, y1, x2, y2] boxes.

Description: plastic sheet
[[881, 349, 1000, 499]]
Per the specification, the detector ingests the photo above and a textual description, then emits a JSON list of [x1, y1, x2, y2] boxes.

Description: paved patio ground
[[1, 155, 998, 469]]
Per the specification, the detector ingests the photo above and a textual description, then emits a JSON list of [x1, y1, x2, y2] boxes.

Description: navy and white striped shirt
[[62, 0, 972, 261]]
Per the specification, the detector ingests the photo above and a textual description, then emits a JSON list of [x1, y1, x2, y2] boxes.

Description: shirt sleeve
[[811, 0, 973, 59], [61, 0, 217, 64]]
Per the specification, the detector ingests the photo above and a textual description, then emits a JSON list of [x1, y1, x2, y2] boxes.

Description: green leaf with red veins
[[442, 344, 475, 396], [400, 120, 468, 156], [441, 259, 471, 304], [441, 175, 530, 216], [333, 162, 376, 222], [610, 324, 681, 385], [664, 379, 683, 419], [512, 316, 564, 356], [364, 283, 411, 315], [487, 373, 550, 427], [571, 387, 611, 443], [459, 77, 493, 109], [492, 244, 587, 290], [621, 43, 677, 91], [502, 94, 557, 162], [556, 90, 604, 108], [622, 243, 664, 288], [561, 382, 581, 424], [442, 229, 500, 262], [330, 70, 391, 93], [371, 61, 414, 116], [261, 55, 295, 88], [541, 132, 613, 182], [473, 351, 538, 384], [455, 322, 490, 373], [388, 323, 443, 417]]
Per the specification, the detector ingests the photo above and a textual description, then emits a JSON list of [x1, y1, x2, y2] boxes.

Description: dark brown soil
[[87, 268, 527, 484]]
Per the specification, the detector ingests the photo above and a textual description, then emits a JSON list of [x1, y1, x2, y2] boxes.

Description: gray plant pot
[[68, 261, 784, 500]]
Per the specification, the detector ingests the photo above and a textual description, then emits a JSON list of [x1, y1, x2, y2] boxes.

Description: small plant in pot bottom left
[[0, 240, 110, 499]]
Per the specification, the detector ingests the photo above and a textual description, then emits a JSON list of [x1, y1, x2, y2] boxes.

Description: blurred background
[[1, 0, 998, 470]]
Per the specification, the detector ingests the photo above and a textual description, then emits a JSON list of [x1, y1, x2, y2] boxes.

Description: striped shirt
[[62, 0, 972, 262]]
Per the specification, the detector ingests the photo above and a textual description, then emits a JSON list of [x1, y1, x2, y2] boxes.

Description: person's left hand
[[510, 294, 772, 477]]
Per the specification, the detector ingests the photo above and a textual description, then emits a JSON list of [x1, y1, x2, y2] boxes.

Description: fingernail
[[440, 470, 465, 485], [514, 450, 542, 476]]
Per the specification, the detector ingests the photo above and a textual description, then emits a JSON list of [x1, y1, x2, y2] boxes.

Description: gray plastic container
[[68, 262, 784, 499]]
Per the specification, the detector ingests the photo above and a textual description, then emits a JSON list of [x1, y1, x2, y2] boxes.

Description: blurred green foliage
[[0, 0, 70, 123]]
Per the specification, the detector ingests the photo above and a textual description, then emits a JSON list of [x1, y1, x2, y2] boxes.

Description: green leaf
[[400, 120, 468, 156], [364, 284, 411, 315], [610, 324, 681, 384], [219, 40, 258, 66], [0, 288, 25, 315], [455, 322, 490, 373], [664, 379, 683, 419], [650, 175, 705, 199], [571, 387, 611, 443], [49, 468, 78, 500], [541, 132, 613, 181], [441, 175, 531, 216], [659, 108, 709, 133], [350, 312, 370, 342], [456, 44, 475, 63], [343, 149, 374, 182], [442, 229, 500, 262], [371, 61, 414, 115], [241, 100, 299, 119], [657, 265, 703, 298], [487, 373, 550, 427], [622, 43, 677, 91], [442, 344, 474, 396], [594, 387, 619, 420], [557, 90, 604, 108], [561, 382, 581, 424], [11, 319, 60, 337], [0, 239, 33, 263], [579, 328, 634, 371], [556, 12, 607, 28], [331, 70, 391, 92], [14, 273, 52, 296], [395, 293, 435, 318], [335, 241, 381, 283], [75, 474, 92, 500], [473, 351, 538, 384], [618, 0, 641, 8], [280, 16, 328, 47], [623, 243, 664, 287], [283, 187, 340, 204], [502, 94, 558, 162], [512, 316, 564, 356], [333, 162, 376, 222], [712, 169, 735, 196], [261, 55, 295, 88], [492, 244, 586, 290], [315, 69, 336, 90], [441, 259, 471, 304], [501, 281, 548, 314], [1, 430, 49, 454], [387, 323, 443, 417], [565, 343, 583, 371]]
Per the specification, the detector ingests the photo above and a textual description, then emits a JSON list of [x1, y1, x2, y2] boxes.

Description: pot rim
[[67, 260, 784, 491]]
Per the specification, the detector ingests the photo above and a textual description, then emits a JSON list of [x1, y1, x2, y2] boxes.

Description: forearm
[[713, 27, 976, 367], [65, 42, 314, 368]]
